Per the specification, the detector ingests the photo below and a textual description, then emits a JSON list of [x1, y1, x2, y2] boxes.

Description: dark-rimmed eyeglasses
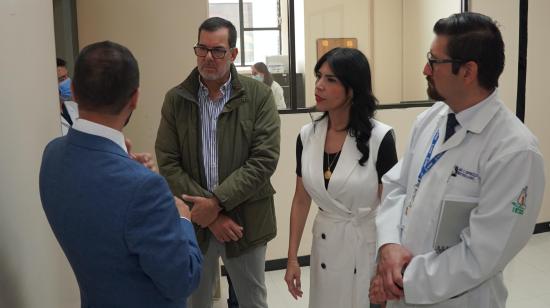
[[193, 45, 231, 59], [426, 52, 465, 69]]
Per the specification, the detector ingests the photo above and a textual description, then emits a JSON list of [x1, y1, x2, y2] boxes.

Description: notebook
[[433, 199, 477, 254]]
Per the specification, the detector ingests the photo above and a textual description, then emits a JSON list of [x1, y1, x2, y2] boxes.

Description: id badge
[[405, 182, 420, 216]]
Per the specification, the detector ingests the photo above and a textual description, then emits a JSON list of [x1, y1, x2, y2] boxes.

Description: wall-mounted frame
[[316, 38, 357, 60]]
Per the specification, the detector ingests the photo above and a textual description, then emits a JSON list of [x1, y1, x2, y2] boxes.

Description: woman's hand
[[284, 259, 303, 300]]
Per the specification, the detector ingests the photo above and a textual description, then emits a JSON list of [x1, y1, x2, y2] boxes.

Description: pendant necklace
[[324, 150, 341, 180]]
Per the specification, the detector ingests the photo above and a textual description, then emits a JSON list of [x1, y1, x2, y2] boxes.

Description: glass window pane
[[243, 30, 280, 66], [243, 0, 279, 28], [209, 0, 241, 65]]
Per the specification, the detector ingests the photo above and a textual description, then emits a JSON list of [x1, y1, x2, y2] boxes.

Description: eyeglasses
[[193, 45, 231, 59], [426, 52, 465, 69]]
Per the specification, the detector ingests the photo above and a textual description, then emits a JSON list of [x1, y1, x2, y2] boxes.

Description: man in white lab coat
[[370, 12, 545, 308]]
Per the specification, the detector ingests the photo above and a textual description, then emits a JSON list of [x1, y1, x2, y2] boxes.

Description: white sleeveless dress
[[300, 117, 393, 308]]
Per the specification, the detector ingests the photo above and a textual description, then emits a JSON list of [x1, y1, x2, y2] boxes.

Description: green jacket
[[155, 65, 281, 257]]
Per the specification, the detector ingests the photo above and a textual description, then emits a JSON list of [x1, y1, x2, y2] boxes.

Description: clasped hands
[[369, 243, 413, 304], [181, 194, 244, 243]]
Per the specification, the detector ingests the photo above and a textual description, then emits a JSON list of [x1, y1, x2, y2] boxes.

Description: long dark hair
[[253, 62, 274, 87], [314, 47, 377, 165]]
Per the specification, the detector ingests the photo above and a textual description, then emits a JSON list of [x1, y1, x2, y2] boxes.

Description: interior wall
[[524, 0, 550, 222], [402, 0, 461, 101], [303, 0, 373, 108], [471, 0, 519, 113], [76, 0, 208, 155], [372, 0, 403, 103], [0, 1, 79, 307]]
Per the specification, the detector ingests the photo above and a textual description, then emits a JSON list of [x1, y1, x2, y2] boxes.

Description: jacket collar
[[66, 128, 130, 159]]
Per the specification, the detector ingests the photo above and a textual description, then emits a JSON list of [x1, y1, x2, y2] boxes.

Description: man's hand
[[133, 152, 157, 172], [183, 194, 222, 227], [369, 274, 387, 304], [125, 137, 158, 172], [174, 196, 190, 219], [376, 243, 413, 300], [208, 214, 243, 242]]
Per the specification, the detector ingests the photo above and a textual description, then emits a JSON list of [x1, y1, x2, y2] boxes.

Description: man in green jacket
[[155, 17, 280, 308]]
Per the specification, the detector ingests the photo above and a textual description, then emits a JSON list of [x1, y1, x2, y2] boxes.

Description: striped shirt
[[198, 74, 232, 191]]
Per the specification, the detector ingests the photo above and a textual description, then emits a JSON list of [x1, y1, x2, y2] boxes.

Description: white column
[[0, 0, 79, 307]]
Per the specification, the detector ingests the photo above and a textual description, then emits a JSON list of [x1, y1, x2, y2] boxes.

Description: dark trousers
[[227, 275, 239, 308]]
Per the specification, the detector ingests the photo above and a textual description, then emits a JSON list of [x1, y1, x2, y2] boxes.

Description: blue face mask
[[59, 78, 72, 99], [252, 74, 264, 82]]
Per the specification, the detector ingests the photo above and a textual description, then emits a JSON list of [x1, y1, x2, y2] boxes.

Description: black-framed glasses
[[426, 52, 464, 69], [193, 45, 231, 59]]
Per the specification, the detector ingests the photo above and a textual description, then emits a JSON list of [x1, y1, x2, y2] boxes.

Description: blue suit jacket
[[39, 129, 202, 308]]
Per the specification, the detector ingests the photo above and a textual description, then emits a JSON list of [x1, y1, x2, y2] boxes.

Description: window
[[209, 0, 305, 111], [209, 0, 282, 66]]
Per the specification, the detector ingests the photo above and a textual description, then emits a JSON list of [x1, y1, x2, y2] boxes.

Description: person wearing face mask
[[57, 58, 73, 100], [251, 62, 286, 109], [57, 58, 79, 135]]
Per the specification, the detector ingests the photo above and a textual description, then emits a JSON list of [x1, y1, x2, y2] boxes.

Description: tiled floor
[[213, 232, 550, 308]]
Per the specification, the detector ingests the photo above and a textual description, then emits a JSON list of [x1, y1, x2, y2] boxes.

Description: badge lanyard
[[405, 129, 446, 215]]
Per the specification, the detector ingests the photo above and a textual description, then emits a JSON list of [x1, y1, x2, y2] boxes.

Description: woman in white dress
[[251, 62, 286, 109], [284, 48, 398, 308]]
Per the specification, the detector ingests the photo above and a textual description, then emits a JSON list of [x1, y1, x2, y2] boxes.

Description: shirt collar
[[72, 119, 128, 153], [198, 73, 232, 97], [449, 89, 499, 134]]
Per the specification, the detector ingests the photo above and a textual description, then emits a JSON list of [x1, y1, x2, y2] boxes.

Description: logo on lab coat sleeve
[[512, 186, 528, 215]]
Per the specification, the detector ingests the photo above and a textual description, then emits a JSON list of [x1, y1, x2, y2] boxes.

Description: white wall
[[524, 0, 550, 222], [303, 0, 373, 108], [402, 0, 460, 101], [76, 0, 208, 154], [0, 0, 79, 307], [471, 0, 519, 113]]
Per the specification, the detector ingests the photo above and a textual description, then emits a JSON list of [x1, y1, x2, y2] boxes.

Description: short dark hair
[[434, 12, 504, 90], [315, 48, 377, 166], [198, 17, 237, 48], [73, 41, 139, 115], [56, 58, 66, 67], [253, 62, 273, 86]]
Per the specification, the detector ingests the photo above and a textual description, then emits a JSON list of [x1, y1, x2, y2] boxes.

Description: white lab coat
[[301, 117, 392, 308], [376, 90, 545, 308], [61, 100, 79, 136], [271, 81, 286, 109]]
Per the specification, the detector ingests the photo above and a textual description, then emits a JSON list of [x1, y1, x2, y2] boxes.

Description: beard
[[426, 76, 445, 101], [198, 60, 230, 81]]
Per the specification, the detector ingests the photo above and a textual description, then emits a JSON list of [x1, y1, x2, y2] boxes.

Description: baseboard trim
[[221, 255, 310, 275], [534, 221, 550, 234], [221, 222, 550, 275]]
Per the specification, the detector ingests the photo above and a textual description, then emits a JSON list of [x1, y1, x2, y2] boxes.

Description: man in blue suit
[[39, 41, 202, 308]]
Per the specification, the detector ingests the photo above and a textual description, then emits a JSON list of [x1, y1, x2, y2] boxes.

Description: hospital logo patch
[[512, 186, 528, 215]]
